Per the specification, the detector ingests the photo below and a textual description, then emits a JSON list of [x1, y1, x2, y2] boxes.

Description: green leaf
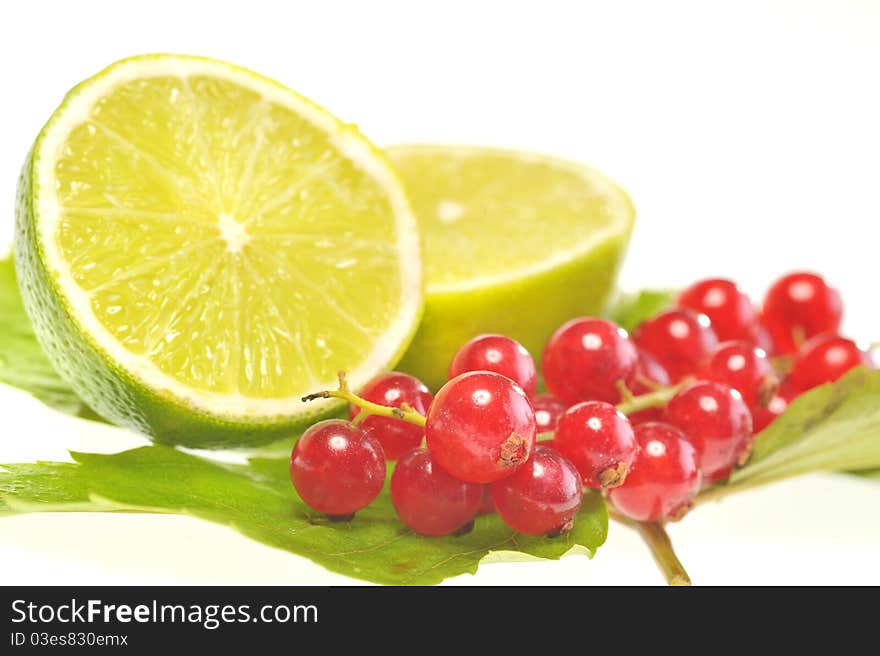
[[0, 257, 86, 416], [703, 367, 880, 499], [606, 289, 676, 332], [0, 446, 608, 585]]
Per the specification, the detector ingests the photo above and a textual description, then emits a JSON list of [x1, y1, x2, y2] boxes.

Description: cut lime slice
[[388, 145, 634, 390], [15, 55, 422, 447]]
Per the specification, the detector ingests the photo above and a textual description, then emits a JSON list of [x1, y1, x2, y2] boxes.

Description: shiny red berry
[[762, 272, 843, 354], [290, 419, 386, 518], [701, 340, 777, 408], [678, 278, 758, 342], [542, 318, 638, 404], [449, 334, 537, 397], [390, 448, 482, 536], [350, 372, 432, 460], [477, 485, 495, 515], [788, 334, 874, 393], [608, 422, 701, 522], [634, 309, 719, 382], [627, 349, 671, 395], [751, 384, 796, 433], [425, 371, 536, 483], [491, 445, 583, 536], [664, 381, 753, 484], [625, 349, 671, 425], [554, 401, 636, 489], [532, 394, 568, 434]]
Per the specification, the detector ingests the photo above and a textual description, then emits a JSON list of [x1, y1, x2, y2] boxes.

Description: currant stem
[[615, 379, 691, 416], [610, 509, 691, 586], [302, 372, 428, 428]]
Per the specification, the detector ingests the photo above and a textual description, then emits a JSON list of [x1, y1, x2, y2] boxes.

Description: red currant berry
[[625, 350, 671, 425], [628, 349, 671, 395], [664, 381, 753, 483], [349, 372, 433, 460], [542, 318, 638, 405], [752, 384, 796, 433], [449, 334, 537, 397], [532, 394, 568, 433], [678, 278, 758, 342], [425, 371, 536, 483], [701, 340, 777, 408], [491, 445, 582, 536], [634, 309, 719, 382], [554, 401, 636, 489], [390, 448, 482, 536], [290, 419, 386, 518], [477, 486, 495, 515], [762, 272, 843, 354], [788, 334, 874, 393], [752, 321, 776, 355], [608, 422, 701, 522]]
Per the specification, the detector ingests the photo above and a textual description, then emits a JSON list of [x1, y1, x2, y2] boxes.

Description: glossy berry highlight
[[701, 340, 777, 408], [678, 278, 757, 342], [542, 317, 638, 404], [762, 272, 843, 354], [390, 448, 482, 536], [554, 401, 636, 488], [425, 371, 536, 483], [290, 419, 386, 518], [350, 372, 432, 459], [788, 334, 874, 393], [449, 334, 537, 397], [491, 445, 583, 536], [634, 308, 719, 382], [664, 381, 753, 483], [608, 422, 702, 522]]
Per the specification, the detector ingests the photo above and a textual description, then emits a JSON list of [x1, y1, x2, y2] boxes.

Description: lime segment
[[16, 55, 422, 446], [389, 145, 634, 390]]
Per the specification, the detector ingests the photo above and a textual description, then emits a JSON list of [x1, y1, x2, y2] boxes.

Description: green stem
[[302, 372, 427, 427], [611, 509, 691, 586], [615, 379, 691, 416]]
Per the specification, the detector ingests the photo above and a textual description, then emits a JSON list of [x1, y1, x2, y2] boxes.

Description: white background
[[1, 0, 879, 585]]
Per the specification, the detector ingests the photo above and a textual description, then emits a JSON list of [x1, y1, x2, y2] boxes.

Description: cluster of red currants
[[291, 271, 874, 536]]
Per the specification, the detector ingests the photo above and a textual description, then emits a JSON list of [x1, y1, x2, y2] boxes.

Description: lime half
[[389, 145, 634, 390], [15, 55, 422, 447]]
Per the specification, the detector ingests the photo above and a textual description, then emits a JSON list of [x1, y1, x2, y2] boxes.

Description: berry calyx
[[664, 381, 753, 483], [787, 334, 874, 393], [634, 309, 719, 382], [425, 371, 536, 483], [290, 419, 386, 518], [531, 394, 568, 434], [678, 278, 758, 342], [554, 401, 636, 489], [542, 317, 638, 404], [701, 340, 777, 408], [390, 448, 482, 536], [608, 422, 702, 522], [350, 372, 432, 460], [491, 445, 583, 536], [762, 271, 843, 354], [449, 334, 537, 397]]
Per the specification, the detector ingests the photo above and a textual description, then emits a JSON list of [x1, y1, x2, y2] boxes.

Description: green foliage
[[0, 446, 607, 584]]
